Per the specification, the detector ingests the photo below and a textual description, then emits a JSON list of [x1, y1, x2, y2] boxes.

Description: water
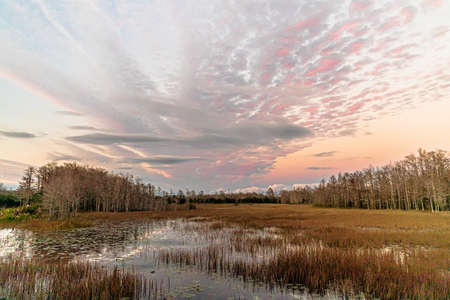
[[0, 219, 340, 299]]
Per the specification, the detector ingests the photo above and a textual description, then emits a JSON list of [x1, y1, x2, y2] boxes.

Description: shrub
[[0, 194, 20, 208], [0, 204, 42, 222]]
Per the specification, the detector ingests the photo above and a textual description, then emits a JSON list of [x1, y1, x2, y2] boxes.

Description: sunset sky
[[1, 0, 450, 193]]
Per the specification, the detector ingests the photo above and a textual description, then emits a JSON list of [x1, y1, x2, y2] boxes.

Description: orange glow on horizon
[[262, 99, 450, 185]]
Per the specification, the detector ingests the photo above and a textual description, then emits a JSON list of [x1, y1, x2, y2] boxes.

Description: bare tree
[[289, 148, 450, 212], [18, 166, 36, 206]]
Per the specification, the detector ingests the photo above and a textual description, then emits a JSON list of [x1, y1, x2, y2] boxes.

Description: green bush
[[5, 215, 15, 221], [0, 193, 20, 208], [0, 204, 42, 222]]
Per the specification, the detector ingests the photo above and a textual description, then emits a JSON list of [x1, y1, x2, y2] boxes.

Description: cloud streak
[[68, 126, 99, 131], [56, 111, 82, 116], [120, 156, 206, 165], [311, 151, 339, 157], [66, 117, 312, 150], [0, 131, 37, 139]]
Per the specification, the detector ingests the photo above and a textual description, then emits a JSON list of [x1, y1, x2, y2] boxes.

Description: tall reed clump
[[254, 247, 450, 300], [0, 257, 164, 300]]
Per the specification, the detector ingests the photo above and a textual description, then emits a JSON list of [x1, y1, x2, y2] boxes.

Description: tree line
[[4, 148, 449, 217], [10, 162, 280, 219], [282, 149, 450, 212], [15, 162, 168, 218]]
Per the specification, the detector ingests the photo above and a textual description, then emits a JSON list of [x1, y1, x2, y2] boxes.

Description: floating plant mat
[[0, 219, 289, 263], [0, 219, 200, 261]]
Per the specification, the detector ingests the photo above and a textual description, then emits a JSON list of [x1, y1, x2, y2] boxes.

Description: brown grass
[[77, 204, 450, 247], [60, 205, 450, 272], [147, 204, 450, 299], [0, 218, 93, 231], [158, 243, 450, 299], [7, 203, 450, 232]]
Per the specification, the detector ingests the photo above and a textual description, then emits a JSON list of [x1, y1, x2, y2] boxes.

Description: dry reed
[[0, 257, 165, 300]]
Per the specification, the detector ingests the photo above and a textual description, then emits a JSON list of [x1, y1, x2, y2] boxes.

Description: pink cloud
[[364, 70, 382, 77], [326, 101, 343, 109], [374, 63, 388, 70], [378, 16, 402, 32], [320, 96, 341, 103], [302, 80, 315, 86], [284, 73, 296, 84], [349, 42, 364, 54], [377, 9, 415, 32], [320, 48, 334, 56], [304, 105, 318, 114], [430, 28, 450, 39], [329, 22, 360, 41], [421, 0, 444, 7], [269, 103, 290, 114], [276, 48, 291, 58], [370, 40, 388, 53], [385, 44, 415, 58], [347, 102, 364, 112], [329, 78, 342, 86], [287, 17, 321, 32], [306, 58, 340, 76], [259, 59, 272, 71], [372, 86, 389, 94], [260, 72, 272, 83], [350, 0, 374, 11], [283, 36, 299, 44], [400, 7, 415, 25], [354, 28, 369, 37], [284, 62, 295, 69]]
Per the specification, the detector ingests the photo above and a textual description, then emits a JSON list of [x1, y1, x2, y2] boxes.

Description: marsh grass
[[0, 218, 93, 231], [0, 257, 165, 300], [3, 204, 450, 299], [145, 204, 450, 299], [157, 225, 450, 299]]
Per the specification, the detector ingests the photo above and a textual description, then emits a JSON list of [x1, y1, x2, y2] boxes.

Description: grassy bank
[[0, 215, 93, 231]]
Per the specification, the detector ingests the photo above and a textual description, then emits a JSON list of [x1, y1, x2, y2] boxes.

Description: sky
[[1, 0, 450, 193]]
